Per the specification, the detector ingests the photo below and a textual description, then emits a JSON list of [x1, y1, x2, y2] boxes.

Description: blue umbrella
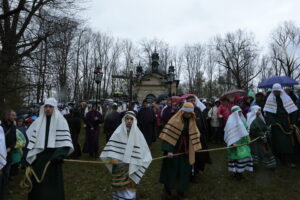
[[258, 76, 299, 88]]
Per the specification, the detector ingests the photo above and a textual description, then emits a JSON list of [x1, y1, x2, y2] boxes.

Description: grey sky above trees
[[1, 0, 300, 108], [82, 0, 300, 48]]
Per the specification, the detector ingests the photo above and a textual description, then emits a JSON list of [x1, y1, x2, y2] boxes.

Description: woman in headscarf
[[100, 111, 152, 200], [264, 83, 298, 168], [247, 105, 276, 169], [224, 106, 253, 180]]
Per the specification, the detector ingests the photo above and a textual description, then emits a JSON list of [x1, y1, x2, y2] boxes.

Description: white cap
[[272, 83, 283, 92], [44, 98, 58, 107]]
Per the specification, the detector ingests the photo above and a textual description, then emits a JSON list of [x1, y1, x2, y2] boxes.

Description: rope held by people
[[20, 136, 260, 192], [20, 161, 51, 192], [270, 123, 300, 135]]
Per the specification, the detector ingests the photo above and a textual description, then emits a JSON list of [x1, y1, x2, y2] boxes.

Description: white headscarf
[[247, 105, 265, 128], [185, 95, 206, 112], [224, 106, 249, 146], [100, 111, 152, 184], [44, 97, 58, 107], [26, 98, 74, 164], [264, 83, 298, 114], [0, 126, 7, 169], [195, 96, 206, 112]]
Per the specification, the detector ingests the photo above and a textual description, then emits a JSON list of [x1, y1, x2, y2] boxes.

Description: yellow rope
[[67, 136, 261, 163], [270, 123, 300, 143], [270, 123, 299, 135], [20, 136, 261, 192], [20, 161, 51, 192]]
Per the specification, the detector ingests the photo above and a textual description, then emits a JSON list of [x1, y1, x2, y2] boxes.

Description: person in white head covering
[[247, 106, 276, 169], [224, 106, 253, 180], [100, 111, 152, 200], [264, 83, 298, 168], [25, 97, 74, 200]]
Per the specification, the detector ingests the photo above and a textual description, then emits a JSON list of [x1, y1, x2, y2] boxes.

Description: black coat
[[193, 107, 211, 172], [104, 112, 122, 142]]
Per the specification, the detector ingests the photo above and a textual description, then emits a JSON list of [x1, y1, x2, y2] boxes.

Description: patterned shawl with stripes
[[264, 87, 298, 114], [159, 102, 202, 165], [224, 106, 249, 146], [26, 106, 74, 164], [100, 112, 152, 184]]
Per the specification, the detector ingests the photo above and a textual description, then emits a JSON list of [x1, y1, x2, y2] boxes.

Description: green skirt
[[227, 136, 252, 160]]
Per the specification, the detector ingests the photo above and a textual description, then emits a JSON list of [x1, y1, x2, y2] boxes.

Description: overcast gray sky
[[81, 0, 300, 49]]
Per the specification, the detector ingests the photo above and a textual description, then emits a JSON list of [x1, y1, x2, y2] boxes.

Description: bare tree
[[214, 30, 260, 90], [49, 17, 78, 102], [205, 45, 218, 98], [182, 43, 206, 94], [0, 0, 78, 108], [270, 21, 300, 79]]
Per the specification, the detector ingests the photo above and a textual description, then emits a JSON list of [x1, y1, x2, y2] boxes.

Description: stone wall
[[133, 73, 178, 101]]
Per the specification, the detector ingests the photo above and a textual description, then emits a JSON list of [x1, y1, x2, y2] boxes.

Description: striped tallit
[[100, 112, 152, 184], [26, 106, 74, 164], [159, 103, 202, 165], [0, 126, 7, 169], [224, 106, 249, 146], [264, 84, 298, 114]]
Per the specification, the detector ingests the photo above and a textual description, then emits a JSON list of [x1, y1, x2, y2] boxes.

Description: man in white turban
[[25, 98, 74, 200], [264, 83, 298, 168]]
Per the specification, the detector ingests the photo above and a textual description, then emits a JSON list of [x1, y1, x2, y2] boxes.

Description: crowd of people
[[1, 83, 300, 200]]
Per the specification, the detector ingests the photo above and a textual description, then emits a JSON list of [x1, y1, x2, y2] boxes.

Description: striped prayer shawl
[[26, 107, 74, 164], [102, 139, 147, 183], [264, 91, 298, 114], [224, 106, 249, 146], [100, 113, 152, 185], [159, 110, 202, 164]]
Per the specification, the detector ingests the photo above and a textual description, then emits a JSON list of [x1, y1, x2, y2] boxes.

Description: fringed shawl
[[26, 106, 74, 164], [264, 90, 298, 114], [100, 112, 152, 184], [159, 109, 202, 164]]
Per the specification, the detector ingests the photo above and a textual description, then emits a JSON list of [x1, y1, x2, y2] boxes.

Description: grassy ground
[[6, 127, 300, 200]]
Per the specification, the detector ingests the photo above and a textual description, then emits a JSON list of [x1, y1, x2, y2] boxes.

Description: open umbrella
[[258, 76, 298, 88], [171, 96, 182, 103], [221, 89, 246, 101], [181, 93, 196, 100]]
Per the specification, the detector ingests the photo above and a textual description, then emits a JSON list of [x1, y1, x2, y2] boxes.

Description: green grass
[[6, 127, 300, 200]]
